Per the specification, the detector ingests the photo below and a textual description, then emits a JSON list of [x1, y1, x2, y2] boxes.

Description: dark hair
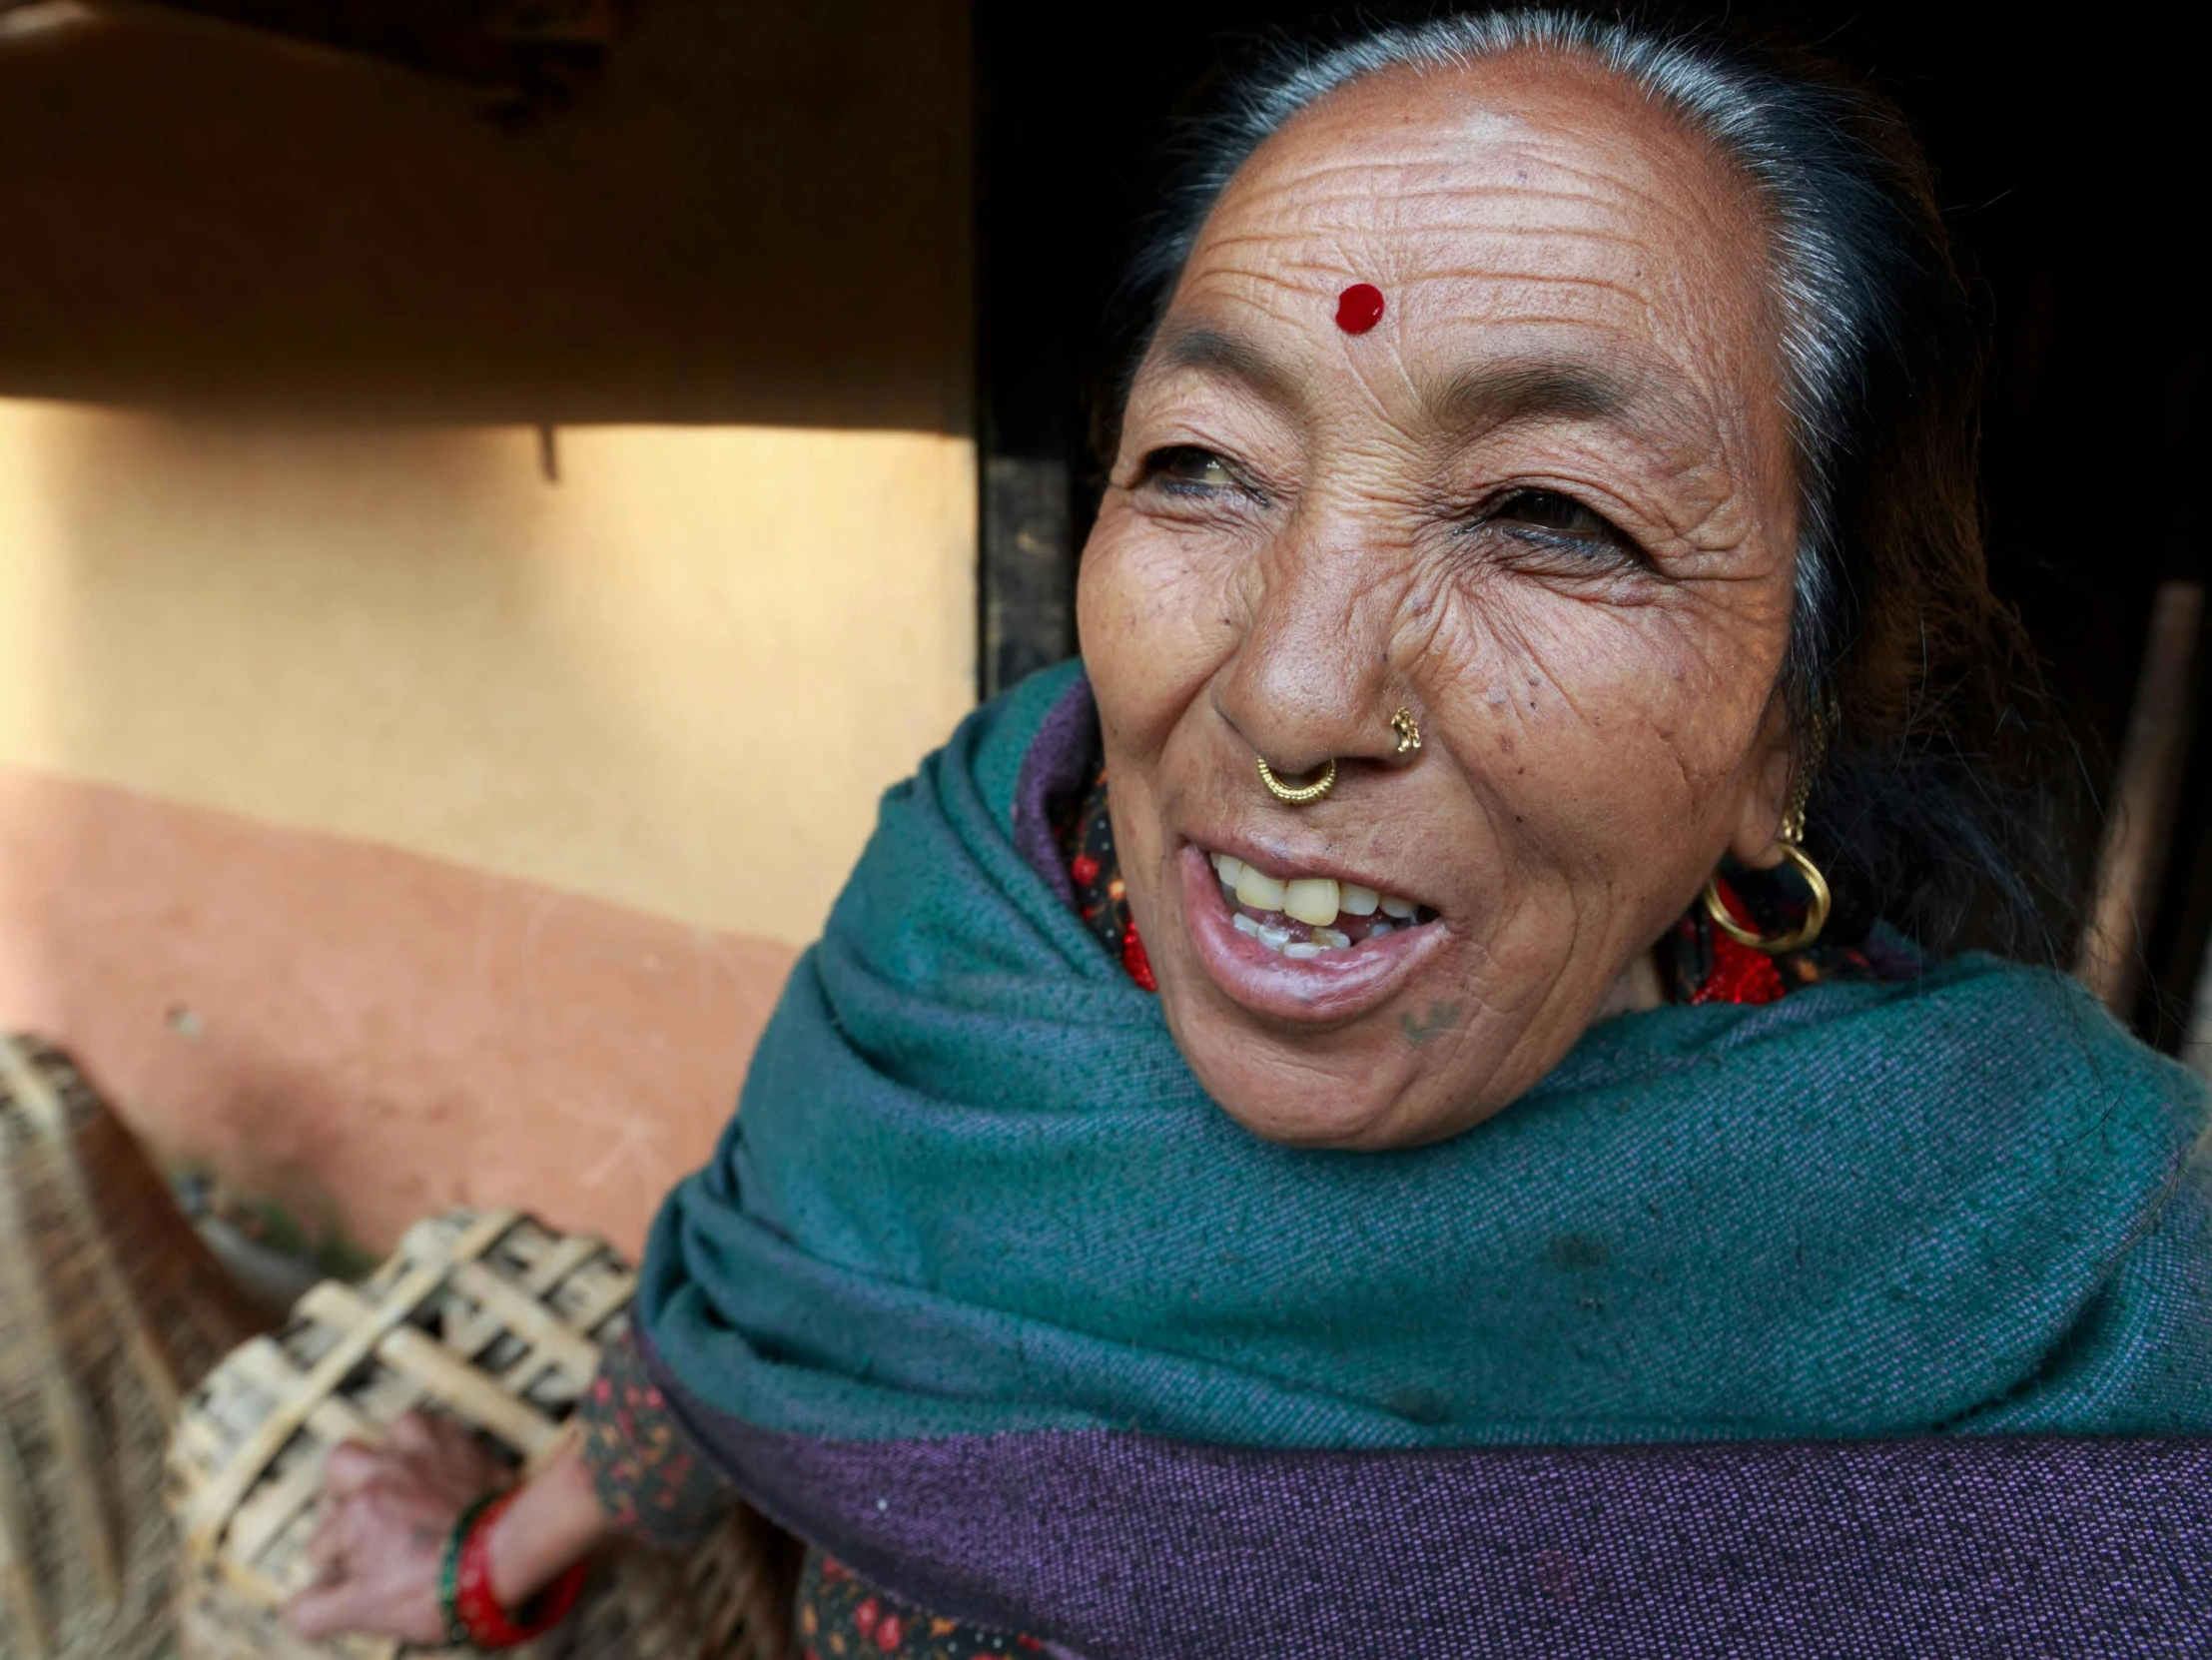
[[1099, 8, 2080, 961]]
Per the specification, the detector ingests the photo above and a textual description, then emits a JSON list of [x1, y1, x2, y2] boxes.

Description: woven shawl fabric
[[638, 662, 2212, 1656]]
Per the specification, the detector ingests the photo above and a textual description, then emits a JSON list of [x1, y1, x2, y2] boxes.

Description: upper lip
[[1188, 833, 1431, 913]]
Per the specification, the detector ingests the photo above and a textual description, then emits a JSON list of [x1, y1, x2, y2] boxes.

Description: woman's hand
[[285, 1411, 507, 1643], [286, 1411, 617, 1643]]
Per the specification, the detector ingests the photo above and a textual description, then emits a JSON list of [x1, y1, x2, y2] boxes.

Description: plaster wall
[[0, 0, 977, 1254], [0, 405, 977, 946]]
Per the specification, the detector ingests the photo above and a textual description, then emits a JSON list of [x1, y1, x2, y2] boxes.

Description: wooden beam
[[128, 0, 621, 107], [2078, 580, 2204, 1014]]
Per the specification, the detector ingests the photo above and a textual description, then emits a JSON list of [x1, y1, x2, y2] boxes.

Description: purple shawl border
[[636, 1325, 2212, 1658], [1008, 669, 1097, 908]]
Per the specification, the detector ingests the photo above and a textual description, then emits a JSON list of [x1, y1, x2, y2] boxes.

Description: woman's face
[[1079, 53, 1804, 1150]]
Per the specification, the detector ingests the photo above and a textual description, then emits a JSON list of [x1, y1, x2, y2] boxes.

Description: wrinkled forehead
[[1169, 54, 1781, 406]]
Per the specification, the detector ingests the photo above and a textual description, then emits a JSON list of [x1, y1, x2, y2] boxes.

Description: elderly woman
[[289, 10, 2212, 1656]]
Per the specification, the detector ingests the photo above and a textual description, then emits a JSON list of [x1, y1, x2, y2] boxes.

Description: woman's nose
[[1212, 536, 1404, 777]]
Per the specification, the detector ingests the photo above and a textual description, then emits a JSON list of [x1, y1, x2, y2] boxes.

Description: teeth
[[1282, 878, 1339, 927], [1211, 849, 1424, 943], [1232, 913, 1357, 958], [1234, 864, 1287, 911]]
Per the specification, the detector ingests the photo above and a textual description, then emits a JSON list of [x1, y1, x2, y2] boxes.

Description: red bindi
[[1335, 282, 1385, 334]]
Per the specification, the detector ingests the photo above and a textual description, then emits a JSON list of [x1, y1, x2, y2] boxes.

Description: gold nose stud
[[1256, 755, 1337, 805], [1391, 707, 1422, 754]]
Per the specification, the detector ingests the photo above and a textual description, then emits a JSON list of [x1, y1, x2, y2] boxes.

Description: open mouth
[[1207, 850, 1440, 958], [1179, 843, 1448, 1023]]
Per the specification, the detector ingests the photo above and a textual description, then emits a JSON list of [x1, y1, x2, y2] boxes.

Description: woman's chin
[[1179, 1030, 1482, 1151], [1174, 841, 1450, 1028]]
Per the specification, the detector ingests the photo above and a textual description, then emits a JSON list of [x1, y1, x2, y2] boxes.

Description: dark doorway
[[973, 3, 2206, 1050]]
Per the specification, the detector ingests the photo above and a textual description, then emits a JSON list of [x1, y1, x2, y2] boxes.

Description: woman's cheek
[[1081, 525, 1228, 736], [1450, 614, 1741, 890], [1075, 528, 1154, 728]]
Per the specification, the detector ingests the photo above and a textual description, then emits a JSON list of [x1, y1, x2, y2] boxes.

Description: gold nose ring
[[1256, 755, 1337, 805], [1391, 706, 1421, 753]]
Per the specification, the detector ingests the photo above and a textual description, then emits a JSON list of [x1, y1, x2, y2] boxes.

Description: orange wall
[[0, 770, 794, 1254]]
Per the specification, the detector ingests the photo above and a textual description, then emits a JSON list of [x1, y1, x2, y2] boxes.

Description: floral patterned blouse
[[577, 760, 1899, 1656]]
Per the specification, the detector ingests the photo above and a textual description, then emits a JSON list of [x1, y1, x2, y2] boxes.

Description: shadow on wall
[[0, 0, 972, 429]]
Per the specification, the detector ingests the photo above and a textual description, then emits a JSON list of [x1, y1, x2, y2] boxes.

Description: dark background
[[974, 2, 2209, 1049]]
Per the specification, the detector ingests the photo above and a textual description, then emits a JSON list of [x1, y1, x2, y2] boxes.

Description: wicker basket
[[168, 1210, 794, 1660], [1, 1034, 262, 1660]]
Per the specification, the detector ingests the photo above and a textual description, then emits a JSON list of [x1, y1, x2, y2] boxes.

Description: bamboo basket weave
[[168, 1209, 794, 1660], [0, 1034, 262, 1660]]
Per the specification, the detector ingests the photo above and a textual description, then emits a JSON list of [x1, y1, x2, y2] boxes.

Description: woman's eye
[[1489, 489, 1619, 541], [1143, 446, 1241, 490]]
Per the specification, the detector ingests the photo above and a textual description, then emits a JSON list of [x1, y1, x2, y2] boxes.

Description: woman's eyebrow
[[1429, 357, 1707, 442], [1432, 360, 1631, 425], [1149, 322, 1311, 412]]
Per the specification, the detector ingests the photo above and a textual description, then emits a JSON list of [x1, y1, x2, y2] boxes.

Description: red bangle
[[450, 1488, 590, 1649]]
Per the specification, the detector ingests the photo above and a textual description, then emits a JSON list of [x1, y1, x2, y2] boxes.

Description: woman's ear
[[1725, 712, 1799, 871]]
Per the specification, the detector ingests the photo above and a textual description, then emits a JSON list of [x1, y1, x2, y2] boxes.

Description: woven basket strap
[[690, 1509, 793, 1660], [217, 1338, 397, 1579], [183, 1209, 521, 1557], [564, 1268, 640, 1337], [297, 1281, 563, 1455], [199, 1545, 404, 1660], [449, 1259, 602, 1375], [0, 1423, 52, 1660], [520, 1232, 602, 1295], [0, 1054, 125, 1613], [0, 1038, 183, 1419]]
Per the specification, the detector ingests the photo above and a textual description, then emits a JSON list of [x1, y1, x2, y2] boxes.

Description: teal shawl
[[640, 660, 2212, 1451]]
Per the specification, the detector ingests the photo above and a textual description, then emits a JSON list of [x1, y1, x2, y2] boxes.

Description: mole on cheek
[[1335, 283, 1385, 334]]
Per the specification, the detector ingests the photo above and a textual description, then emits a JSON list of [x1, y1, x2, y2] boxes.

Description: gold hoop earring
[[1390, 707, 1422, 754], [1701, 790, 1829, 954], [1256, 755, 1337, 805]]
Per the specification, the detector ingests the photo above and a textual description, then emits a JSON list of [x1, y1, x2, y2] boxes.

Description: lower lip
[[1177, 845, 1445, 1024]]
